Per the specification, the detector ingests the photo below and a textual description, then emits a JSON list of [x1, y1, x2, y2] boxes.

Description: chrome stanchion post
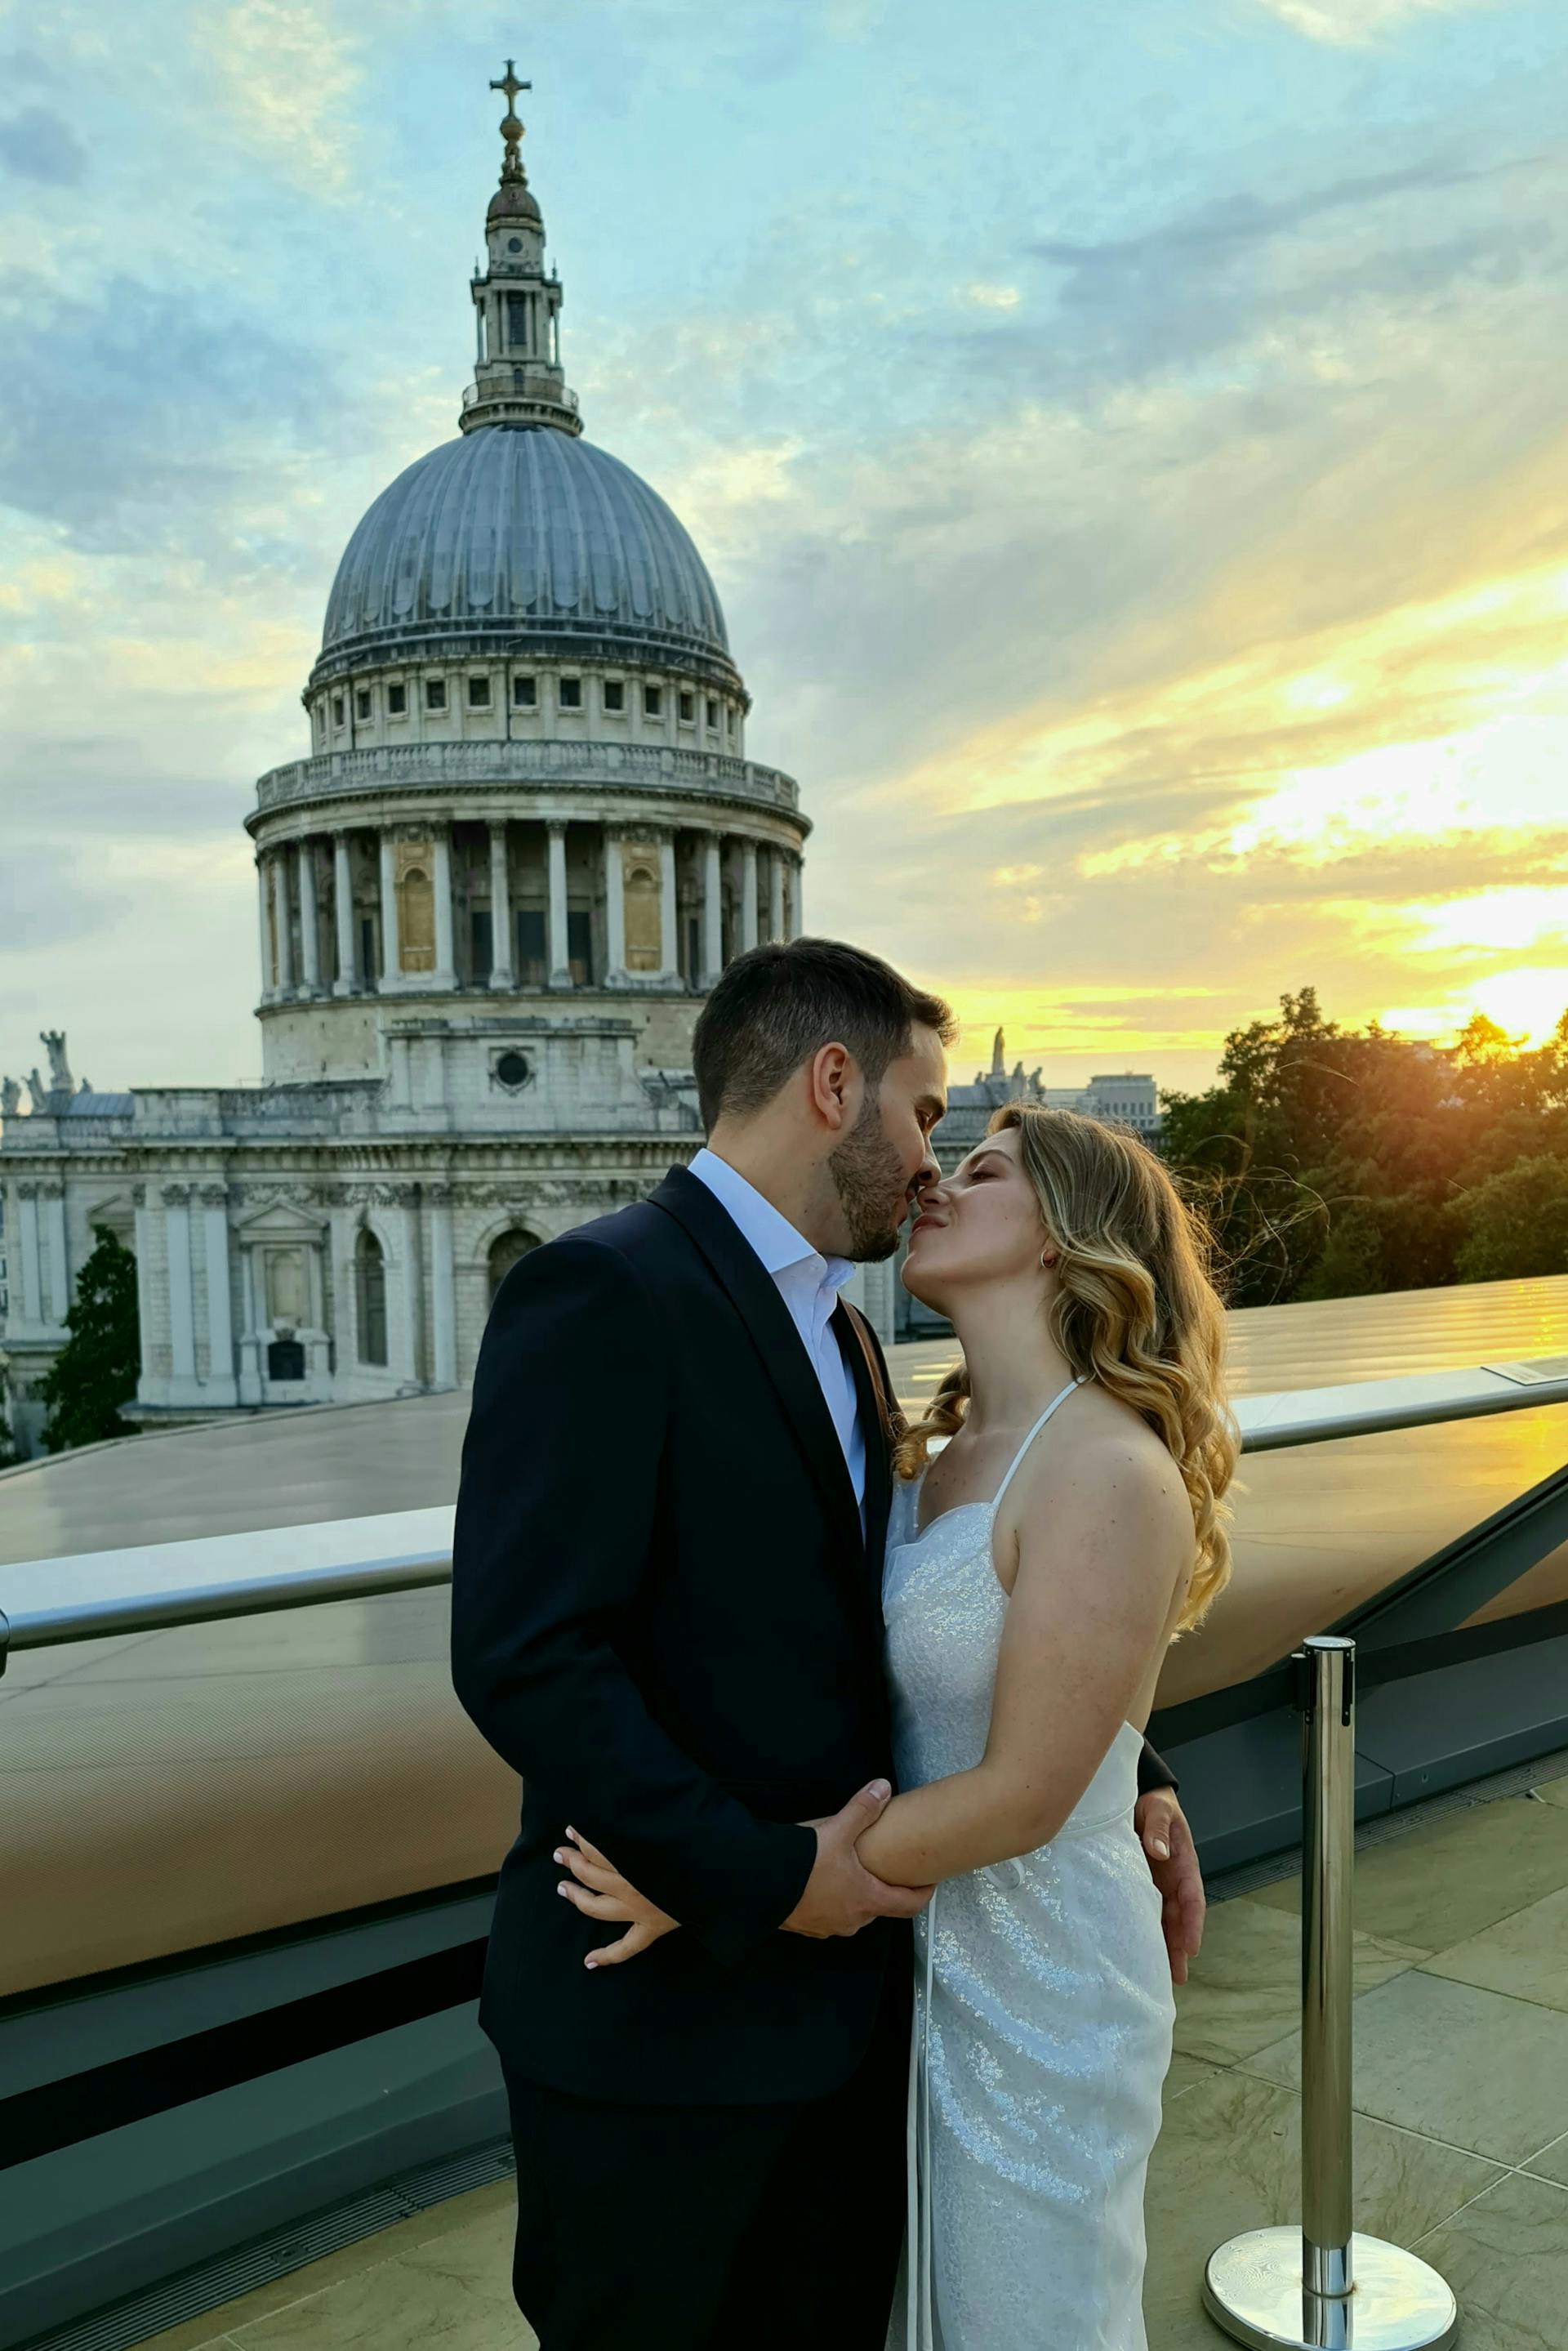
[[1201, 1636, 1459, 2350], [1302, 1637, 1354, 2305]]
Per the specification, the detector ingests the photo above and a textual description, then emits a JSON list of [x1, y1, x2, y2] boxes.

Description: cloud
[[3, 0, 1566, 1093], [1029, 154, 1536, 274], [0, 47, 58, 87], [193, 1, 367, 196], [0, 105, 89, 185], [0, 842, 127, 954], [1254, 0, 1501, 45], [0, 266, 341, 559]]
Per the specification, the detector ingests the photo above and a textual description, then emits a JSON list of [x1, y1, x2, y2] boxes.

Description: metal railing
[[4, 1358, 1568, 1672]]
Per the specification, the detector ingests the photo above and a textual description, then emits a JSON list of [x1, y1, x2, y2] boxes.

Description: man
[[450, 939, 1203, 2350]]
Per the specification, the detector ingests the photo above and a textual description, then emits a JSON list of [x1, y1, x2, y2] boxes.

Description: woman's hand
[[555, 1827, 679, 1969]]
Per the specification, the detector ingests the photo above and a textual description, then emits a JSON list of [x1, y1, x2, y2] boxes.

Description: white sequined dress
[[883, 1378, 1174, 2351]]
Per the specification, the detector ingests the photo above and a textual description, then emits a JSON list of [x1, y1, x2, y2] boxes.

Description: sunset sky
[[2, 0, 1566, 1094]]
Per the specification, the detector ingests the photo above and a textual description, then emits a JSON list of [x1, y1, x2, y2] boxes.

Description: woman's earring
[[1039, 1247, 1057, 1273]]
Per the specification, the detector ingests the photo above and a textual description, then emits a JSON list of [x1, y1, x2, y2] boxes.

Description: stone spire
[[459, 63, 581, 437], [991, 1027, 1005, 1080]]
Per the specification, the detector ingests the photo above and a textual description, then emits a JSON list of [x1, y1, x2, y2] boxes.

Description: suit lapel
[[835, 1302, 893, 1574], [648, 1167, 865, 1568]]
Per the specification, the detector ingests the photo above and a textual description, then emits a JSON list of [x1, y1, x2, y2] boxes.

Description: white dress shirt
[[687, 1147, 866, 1510]]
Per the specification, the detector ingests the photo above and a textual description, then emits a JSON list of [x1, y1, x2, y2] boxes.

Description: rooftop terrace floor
[[120, 1754, 1568, 2351]]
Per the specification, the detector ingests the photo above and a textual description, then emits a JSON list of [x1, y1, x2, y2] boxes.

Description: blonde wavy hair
[[894, 1104, 1239, 1634]]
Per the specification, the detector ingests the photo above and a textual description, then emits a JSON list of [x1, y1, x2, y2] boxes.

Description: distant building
[[894, 1030, 1165, 1338], [935, 1028, 1162, 1151], [0, 81, 808, 1458]]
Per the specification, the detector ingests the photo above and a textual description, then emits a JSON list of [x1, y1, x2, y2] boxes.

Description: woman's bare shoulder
[[1013, 1387, 1190, 1548]]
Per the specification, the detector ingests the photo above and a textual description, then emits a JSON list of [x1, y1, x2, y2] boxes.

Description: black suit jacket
[[450, 1164, 1174, 2108]]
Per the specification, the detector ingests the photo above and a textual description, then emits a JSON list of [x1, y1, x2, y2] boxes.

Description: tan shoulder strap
[[840, 1300, 905, 1447]]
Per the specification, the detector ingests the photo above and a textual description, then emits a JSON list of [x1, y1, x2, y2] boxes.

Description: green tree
[[1455, 1154, 1568, 1284], [1159, 988, 1568, 1305], [38, 1224, 140, 1453]]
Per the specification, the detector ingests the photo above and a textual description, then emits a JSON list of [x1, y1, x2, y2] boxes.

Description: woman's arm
[[854, 1433, 1192, 1890]]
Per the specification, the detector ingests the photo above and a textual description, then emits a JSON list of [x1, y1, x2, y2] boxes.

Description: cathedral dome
[[313, 426, 737, 689]]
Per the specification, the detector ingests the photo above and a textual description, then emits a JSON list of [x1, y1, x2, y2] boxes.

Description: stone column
[[791, 852, 806, 939], [702, 832, 724, 984], [296, 841, 321, 993], [431, 823, 457, 989], [131, 1183, 159, 1403], [257, 859, 276, 1001], [275, 846, 296, 993], [42, 1184, 69, 1324], [488, 821, 514, 988], [658, 832, 679, 981], [202, 1185, 238, 1403], [603, 826, 627, 981], [394, 1196, 422, 1386], [768, 850, 786, 944], [16, 1184, 42, 1326], [379, 829, 400, 987], [163, 1185, 198, 1392], [741, 840, 760, 953], [547, 820, 572, 988], [333, 832, 355, 995], [430, 1189, 457, 1388]]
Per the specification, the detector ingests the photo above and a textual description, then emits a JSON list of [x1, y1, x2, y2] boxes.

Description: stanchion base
[[1202, 2228, 1458, 2349]]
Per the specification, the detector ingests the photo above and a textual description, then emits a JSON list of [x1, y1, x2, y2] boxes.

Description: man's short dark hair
[[692, 937, 958, 1131]]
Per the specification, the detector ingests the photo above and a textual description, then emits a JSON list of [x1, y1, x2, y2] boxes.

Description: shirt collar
[[688, 1147, 856, 1300]]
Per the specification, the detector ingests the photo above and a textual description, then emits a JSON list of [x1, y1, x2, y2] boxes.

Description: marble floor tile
[[1410, 2168, 1568, 2351], [129, 2184, 518, 2351], [1243, 1969, 1568, 2165], [1145, 2293, 1234, 2350], [1164, 2051, 1226, 2105], [1250, 1791, 1568, 1954], [1174, 1894, 1419, 2066], [1423, 1883, 1568, 2015], [1525, 2128, 1568, 2188], [1143, 2065, 1499, 2347], [229, 2202, 532, 2351]]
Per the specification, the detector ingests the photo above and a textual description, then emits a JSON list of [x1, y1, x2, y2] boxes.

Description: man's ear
[[806, 1041, 858, 1133]]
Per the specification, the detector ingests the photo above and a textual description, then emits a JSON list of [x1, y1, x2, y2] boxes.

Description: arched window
[[488, 1226, 540, 1303], [624, 856, 661, 973], [396, 856, 435, 973], [356, 1228, 388, 1367]]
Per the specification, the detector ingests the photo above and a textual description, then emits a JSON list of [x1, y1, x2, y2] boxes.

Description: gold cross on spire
[[490, 59, 531, 181]]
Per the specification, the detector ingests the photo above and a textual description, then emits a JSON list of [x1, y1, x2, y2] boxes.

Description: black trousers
[[501, 1964, 910, 2350]]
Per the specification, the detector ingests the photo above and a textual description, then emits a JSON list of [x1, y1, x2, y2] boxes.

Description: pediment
[[234, 1198, 328, 1242], [82, 1190, 136, 1233]]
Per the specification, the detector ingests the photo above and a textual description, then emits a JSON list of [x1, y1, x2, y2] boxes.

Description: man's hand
[[1135, 1787, 1205, 1986], [782, 1780, 933, 1939]]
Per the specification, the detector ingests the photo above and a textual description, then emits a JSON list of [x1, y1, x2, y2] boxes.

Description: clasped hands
[[555, 1778, 926, 1969], [555, 1779, 1205, 1982]]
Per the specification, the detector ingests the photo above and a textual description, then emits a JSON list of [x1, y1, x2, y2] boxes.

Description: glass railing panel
[[1154, 1401, 1568, 1707], [0, 1588, 515, 2004]]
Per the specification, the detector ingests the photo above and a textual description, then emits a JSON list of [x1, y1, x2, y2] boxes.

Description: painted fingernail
[[553, 1849, 566, 1864], [585, 1958, 598, 1970], [1152, 1839, 1171, 1858], [556, 1881, 571, 1897]]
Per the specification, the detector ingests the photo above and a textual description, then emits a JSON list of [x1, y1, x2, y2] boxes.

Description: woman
[[560, 1104, 1237, 2349]]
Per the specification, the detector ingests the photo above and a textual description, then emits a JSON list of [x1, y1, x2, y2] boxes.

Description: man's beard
[[828, 1092, 906, 1262]]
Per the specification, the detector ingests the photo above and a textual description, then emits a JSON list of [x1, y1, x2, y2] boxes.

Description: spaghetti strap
[[991, 1376, 1088, 1512]]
